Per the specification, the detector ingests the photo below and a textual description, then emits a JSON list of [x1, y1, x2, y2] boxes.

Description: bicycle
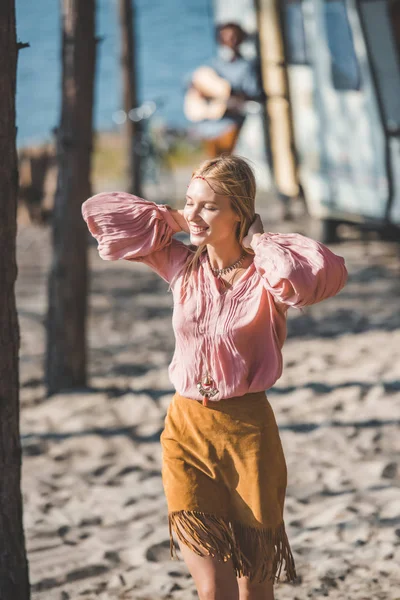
[[113, 98, 176, 203]]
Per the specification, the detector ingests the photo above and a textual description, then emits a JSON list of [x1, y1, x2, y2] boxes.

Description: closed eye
[[185, 203, 217, 211]]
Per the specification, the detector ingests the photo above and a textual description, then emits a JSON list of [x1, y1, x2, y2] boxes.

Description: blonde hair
[[168, 154, 257, 299]]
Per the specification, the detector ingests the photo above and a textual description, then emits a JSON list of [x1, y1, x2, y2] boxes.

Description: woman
[[82, 155, 348, 600]]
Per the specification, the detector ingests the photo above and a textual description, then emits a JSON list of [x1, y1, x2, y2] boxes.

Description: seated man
[[184, 22, 264, 157]]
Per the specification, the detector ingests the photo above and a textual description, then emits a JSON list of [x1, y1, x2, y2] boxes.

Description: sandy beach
[[17, 197, 400, 599]]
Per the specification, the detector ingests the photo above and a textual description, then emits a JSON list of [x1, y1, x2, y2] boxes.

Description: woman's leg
[[237, 575, 275, 600], [176, 537, 240, 600]]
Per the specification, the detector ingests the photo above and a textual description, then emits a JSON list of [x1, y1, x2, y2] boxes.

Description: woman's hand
[[242, 213, 264, 249], [166, 207, 190, 234]]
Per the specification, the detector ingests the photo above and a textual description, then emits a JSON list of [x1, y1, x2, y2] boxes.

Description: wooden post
[[255, 0, 299, 199], [119, 0, 142, 196], [46, 0, 97, 395], [0, 1, 31, 597]]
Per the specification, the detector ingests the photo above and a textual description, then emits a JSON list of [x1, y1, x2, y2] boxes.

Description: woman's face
[[184, 178, 240, 246]]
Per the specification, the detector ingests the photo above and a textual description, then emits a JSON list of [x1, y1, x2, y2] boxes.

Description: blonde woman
[[82, 155, 348, 600]]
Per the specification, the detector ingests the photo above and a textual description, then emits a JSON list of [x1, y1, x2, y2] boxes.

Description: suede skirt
[[160, 390, 297, 584]]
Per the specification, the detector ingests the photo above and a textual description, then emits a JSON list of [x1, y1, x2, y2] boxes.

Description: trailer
[[266, 0, 400, 240]]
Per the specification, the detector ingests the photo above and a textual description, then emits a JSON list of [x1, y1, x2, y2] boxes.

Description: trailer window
[[283, 0, 309, 65], [324, 0, 361, 91], [359, 0, 400, 131]]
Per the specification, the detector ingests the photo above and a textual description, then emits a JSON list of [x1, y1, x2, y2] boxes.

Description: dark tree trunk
[[118, 0, 142, 196], [46, 0, 97, 395], [0, 2, 31, 598]]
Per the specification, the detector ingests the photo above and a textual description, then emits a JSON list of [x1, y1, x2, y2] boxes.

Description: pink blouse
[[82, 192, 348, 402]]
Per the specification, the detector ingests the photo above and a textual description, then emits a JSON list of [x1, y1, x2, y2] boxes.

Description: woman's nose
[[186, 207, 202, 220]]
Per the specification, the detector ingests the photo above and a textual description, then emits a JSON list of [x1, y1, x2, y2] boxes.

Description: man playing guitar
[[184, 22, 264, 157]]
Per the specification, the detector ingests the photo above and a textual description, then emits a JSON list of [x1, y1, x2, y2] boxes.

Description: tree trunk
[[0, 2, 31, 598], [255, 0, 299, 199], [46, 0, 97, 395], [118, 0, 142, 196]]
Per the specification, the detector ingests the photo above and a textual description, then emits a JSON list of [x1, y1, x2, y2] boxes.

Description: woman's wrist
[[250, 232, 262, 246], [243, 232, 262, 251], [242, 214, 264, 249], [167, 208, 190, 234]]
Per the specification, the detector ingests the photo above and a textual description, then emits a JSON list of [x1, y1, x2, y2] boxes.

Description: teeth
[[191, 227, 208, 233]]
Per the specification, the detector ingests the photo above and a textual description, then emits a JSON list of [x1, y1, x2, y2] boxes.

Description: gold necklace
[[207, 249, 246, 277]]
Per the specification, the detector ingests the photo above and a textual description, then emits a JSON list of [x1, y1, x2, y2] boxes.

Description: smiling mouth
[[190, 226, 209, 234]]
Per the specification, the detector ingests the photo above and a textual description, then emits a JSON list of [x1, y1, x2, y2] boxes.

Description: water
[[15, 0, 216, 147]]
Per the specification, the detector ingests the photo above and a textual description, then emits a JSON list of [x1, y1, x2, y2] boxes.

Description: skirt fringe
[[168, 510, 297, 584]]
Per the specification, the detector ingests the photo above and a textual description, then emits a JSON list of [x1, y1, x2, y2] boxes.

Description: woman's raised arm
[[249, 231, 348, 308], [82, 192, 192, 284]]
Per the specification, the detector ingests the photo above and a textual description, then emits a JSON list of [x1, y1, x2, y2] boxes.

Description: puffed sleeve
[[82, 191, 192, 284], [250, 232, 348, 308]]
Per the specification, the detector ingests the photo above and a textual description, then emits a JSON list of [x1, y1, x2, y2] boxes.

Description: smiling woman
[[82, 154, 348, 600]]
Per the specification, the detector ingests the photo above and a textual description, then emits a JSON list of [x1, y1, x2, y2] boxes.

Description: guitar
[[184, 66, 261, 123]]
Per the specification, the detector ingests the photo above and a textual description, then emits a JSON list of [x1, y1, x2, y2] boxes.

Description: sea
[[15, 0, 216, 147]]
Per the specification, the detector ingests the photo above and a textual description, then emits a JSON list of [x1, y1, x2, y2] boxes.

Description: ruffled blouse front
[[82, 192, 348, 401]]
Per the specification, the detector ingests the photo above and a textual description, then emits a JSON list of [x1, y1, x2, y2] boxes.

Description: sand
[[17, 199, 400, 599]]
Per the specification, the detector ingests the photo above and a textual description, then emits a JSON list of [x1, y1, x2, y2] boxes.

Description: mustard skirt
[[160, 390, 297, 584]]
